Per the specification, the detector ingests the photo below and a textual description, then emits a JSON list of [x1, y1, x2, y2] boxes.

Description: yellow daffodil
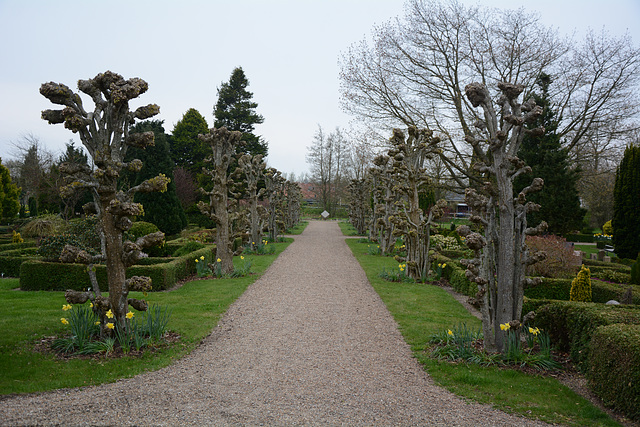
[[447, 329, 453, 336], [95, 321, 100, 325], [500, 323, 510, 331], [89, 302, 93, 308], [106, 323, 115, 330], [217, 258, 222, 263], [438, 263, 442, 268], [106, 309, 114, 319], [62, 304, 72, 311], [529, 327, 540, 336], [442, 263, 447, 268], [200, 255, 205, 260], [241, 255, 245, 260], [61, 318, 69, 325], [126, 311, 134, 319], [195, 259, 199, 263]]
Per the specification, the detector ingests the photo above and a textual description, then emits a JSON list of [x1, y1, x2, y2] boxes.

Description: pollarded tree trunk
[[237, 154, 266, 249], [460, 81, 547, 352], [41, 71, 169, 334], [198, 127, 243, 275]]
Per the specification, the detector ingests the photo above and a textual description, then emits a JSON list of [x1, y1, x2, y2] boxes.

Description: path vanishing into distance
[[0, 221, 546, 426]]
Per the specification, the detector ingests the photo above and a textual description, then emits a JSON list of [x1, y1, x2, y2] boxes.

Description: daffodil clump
[[379, 263, 413, 283], [53, 300, 171, 356], [429, 322, 558, 370], [244, 239, 275, 255], [194, 253, 253, 279], [195, 254, 212, 277]]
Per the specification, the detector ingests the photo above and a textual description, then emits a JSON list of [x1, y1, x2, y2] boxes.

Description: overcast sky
[[1, 0, 638, 177]]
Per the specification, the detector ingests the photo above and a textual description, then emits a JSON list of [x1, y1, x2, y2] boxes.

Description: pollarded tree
[[171, 108, 210, 175], [348, 178, 370, 236], [386, 127, 447, 280], [263, 167, 286, 241], [369, 154, 399, 255], [613, 144, 640, 259], [459, 82, 547, 353], [236, 153, 267, 248], [40, 71, 169, 333], [125, 120, 187, 236], [198, 127, 244, 275], [0, 158, 20, 220], [214, 67, 268, 157]]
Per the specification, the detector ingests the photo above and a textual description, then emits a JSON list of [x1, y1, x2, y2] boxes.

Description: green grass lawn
[[0, 239, 292, 395], [285, 220, 309, 235], [345, 238, 620, 426]]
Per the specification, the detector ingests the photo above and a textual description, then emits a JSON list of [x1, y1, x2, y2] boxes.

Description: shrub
[[67, 215, 101, 253], [125, 221, 160, 241], [602, 220, 613, 235], [37, 234, 98, 262], [588, 323, 640, 420], [564, 233, 595, 243], [20, 246, 213, 291], [570, 265, 592, 302], [20, 214, 65, 238], [631, 254, 640, 285], [525, 235, 580, 278], [172, 241, 206, 257], [524, 278, 640, 305], [431, 234, 465, 252], [534, 301, 640, 370]]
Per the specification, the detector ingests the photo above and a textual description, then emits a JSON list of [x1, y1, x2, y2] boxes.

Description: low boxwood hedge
[[564, 233, 595, 243], [0, 241, 36, 251], [583, 259, 631, 272], [19, 246, 213, 291], [587, 323, 640, 420], [533, 301, 640, 370]]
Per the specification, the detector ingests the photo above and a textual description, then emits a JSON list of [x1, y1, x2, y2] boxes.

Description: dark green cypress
[[613, 144, 640, 259], [124, 120, 187, 236], [514, 73, 585, 234]]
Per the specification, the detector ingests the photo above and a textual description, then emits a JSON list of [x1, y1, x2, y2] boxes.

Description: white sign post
[[321, 210, 330, 220]]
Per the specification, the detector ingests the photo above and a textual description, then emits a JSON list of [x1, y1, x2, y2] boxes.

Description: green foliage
[[570, 265, 592, 302], [67, 215, 101, 252], [126, 220, 160, 241], [631, 254, 640, 285], [213, 67, 267, 157], [170, 109, 210, 174], [588, 323, 640, 420], [524, 278, 640, 304], [613, 144, 640, 259], [514, 73, 585, 234], [0, 158, 20, 220], [125, 121, 187, 236]]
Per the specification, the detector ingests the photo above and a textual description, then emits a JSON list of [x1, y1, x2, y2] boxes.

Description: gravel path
[[0, 220, 547, 426]]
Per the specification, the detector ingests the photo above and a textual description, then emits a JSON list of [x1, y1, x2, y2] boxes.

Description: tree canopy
[[170, 108, 210, 174], [214, 67, 268, 157]]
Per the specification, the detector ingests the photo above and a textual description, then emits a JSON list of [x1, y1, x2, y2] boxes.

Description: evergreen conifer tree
[[514, 73, 585, 234], [613, 144, 640, 259], [0, 158, 20, 219], [170, 108, 210, 174], [214, 67, 268, 157], [125, 120, 187, 236]]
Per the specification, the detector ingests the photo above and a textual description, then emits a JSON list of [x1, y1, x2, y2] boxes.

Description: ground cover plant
[[345, 237, 621, 426], [0, 239, 291, 395]]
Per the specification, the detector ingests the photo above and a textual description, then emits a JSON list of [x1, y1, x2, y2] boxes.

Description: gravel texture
[[0, 220, 547, 426]]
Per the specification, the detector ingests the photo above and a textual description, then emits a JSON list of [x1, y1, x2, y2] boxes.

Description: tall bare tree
[[339, 0, 640, 190], [40, 71, 168, 333]]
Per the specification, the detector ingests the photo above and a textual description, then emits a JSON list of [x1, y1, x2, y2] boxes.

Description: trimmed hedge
[[524, 277, 640, 304], [0, 241, 36, 251], [583, 258, 631, 272], [588, 323, 640, 420], [20, 246, 213, 291], [565, 233, 595, 243], [533, 301, 640, 370]]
